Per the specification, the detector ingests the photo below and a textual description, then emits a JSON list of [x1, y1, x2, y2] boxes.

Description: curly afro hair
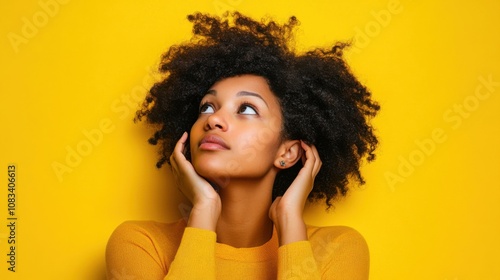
[[135, 12, 380, 208]]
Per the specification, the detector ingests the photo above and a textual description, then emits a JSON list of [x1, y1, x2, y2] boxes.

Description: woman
[[106, 12, 379, 279]]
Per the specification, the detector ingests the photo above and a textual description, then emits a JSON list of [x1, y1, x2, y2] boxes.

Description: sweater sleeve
[[105, 221, 216, 280], [278, 240, 321, 279], [163, 227, 217, 279], [277, 227, 369, 279], [106, 221, 170, 280]]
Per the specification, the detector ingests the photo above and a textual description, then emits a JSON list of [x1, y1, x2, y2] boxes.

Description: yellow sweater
[[106, 219, 369, 279]]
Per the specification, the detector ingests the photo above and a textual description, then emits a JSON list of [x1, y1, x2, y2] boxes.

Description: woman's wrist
[[275, 213, 307, 246], [187, 202, 220, 231]]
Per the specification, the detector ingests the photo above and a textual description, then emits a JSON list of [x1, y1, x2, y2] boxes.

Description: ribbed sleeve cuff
[[165, 227, 216, 279], [277, 241, 320, 279]]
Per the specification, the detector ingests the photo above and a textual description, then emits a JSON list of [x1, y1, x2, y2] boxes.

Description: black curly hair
[[135, 12, 379, 208]]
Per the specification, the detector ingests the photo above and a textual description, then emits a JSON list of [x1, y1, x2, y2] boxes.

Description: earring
[[279, 160, 286, 167]]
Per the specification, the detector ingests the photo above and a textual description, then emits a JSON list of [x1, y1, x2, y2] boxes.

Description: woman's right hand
[[170, 132, 221, 231]]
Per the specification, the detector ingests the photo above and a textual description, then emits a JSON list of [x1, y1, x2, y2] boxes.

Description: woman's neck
[[214, 177, 275, 248]]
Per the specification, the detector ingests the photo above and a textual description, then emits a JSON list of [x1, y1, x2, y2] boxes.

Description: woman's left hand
[[269, 141, 322, 246]]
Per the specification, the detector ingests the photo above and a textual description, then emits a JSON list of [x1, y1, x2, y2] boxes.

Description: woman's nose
[[205, 110, 228, 131]]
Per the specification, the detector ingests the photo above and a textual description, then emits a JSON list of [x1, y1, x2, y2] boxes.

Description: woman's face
[[189, 75, 284, 186]]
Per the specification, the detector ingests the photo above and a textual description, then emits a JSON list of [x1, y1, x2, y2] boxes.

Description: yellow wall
[[1, 0, 499, 279]]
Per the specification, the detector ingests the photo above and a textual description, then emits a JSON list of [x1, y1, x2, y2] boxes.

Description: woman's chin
[[192, 161, 232, 185]]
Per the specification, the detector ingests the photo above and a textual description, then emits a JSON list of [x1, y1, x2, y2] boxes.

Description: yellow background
[[1, 0, 499, 279]]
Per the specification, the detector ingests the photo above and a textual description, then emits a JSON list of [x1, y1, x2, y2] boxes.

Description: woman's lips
[[199, 134, 229, 150]]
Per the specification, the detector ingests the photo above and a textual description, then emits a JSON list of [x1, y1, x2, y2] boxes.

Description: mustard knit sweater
[[106, 219, 369, 279]]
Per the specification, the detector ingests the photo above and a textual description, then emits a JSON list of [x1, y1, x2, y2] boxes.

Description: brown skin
[[169, 75, 322, 248]]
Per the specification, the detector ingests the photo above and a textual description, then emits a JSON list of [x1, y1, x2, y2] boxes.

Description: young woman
[[106, 12, 379, 280]]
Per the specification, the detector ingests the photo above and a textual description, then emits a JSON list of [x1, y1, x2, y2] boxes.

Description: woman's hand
[[170, 132, 221, 231], [269, 141, 322, 246]]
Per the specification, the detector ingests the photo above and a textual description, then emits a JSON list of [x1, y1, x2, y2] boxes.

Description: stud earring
[[279, 160, 286, 167]]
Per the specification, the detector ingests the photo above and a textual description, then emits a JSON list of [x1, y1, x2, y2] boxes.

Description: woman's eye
[[199, 103, 215, 114], [238, 104, 257, 115]]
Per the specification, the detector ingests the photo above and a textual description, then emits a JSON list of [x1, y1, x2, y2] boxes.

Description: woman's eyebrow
[[236, 91, 269, 108], [204, 89, 269, 108], [206, 89, 217, 95]]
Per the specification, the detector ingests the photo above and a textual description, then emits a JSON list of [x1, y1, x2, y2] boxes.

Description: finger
[[174, 132, 188, 157], [300, 146, 307, 166], [170, 133, 191, 186], [300, 141, 315, 169], [171, 132, 189, 169], [309, 145, 322, 176], [300, 142, 322, 179]]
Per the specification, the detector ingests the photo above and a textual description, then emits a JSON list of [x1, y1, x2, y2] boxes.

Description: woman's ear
[[274, 140, 303, 169]]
